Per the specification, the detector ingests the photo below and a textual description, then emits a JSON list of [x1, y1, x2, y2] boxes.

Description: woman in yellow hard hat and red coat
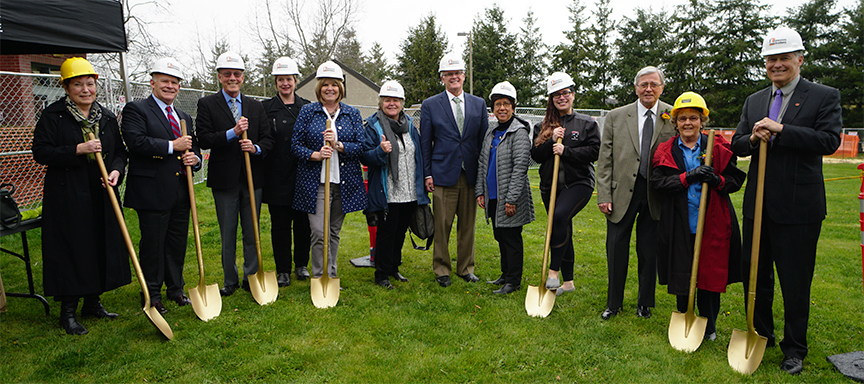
[[650, 91, 745, 341], [31, 57, 130, 335]]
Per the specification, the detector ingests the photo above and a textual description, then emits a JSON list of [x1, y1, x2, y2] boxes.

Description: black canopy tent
[[0, 0, 127, 55]]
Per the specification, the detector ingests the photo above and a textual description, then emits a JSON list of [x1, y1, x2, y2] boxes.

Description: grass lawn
[[1, 161, 862, 383]]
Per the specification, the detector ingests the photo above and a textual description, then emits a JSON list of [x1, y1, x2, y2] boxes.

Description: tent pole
[[119, 52, 132, 104]]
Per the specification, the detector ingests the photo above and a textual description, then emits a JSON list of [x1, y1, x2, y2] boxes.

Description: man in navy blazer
[[196, 52, 274, 296], [420, 53, 489, 287], [731, 27, 842, 375], [123, 58, 201, 314]]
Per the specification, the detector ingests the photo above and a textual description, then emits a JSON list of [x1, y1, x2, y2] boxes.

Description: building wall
[[296, 72, 380, 108]]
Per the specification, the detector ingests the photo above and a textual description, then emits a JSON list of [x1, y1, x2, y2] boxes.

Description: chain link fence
[[2, 71, 612, 212]]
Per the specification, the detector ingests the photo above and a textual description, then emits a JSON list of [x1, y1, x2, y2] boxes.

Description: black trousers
[[136, 179, 190, 302], [373, 201, 416, 282], [605, 176, 657, 309], [488, 199, 524, 286], [676, 289, 721, 335], [742, 216, 821, 360], [268, 204, 311, 274], [541, 184, 593, 282]]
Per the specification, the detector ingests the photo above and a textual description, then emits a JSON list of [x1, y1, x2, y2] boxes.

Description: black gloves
[[685, 165, 720, 187]]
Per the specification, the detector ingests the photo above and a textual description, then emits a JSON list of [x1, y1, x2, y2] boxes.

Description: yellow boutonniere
[[661, 110, 671, 121]]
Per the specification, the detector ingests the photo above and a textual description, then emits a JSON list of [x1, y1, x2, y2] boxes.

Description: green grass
[[1, 162, 862, 383]]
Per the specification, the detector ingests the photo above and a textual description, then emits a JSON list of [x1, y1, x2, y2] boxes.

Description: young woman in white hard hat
[[650, 91, 745, 341], [32, 57, 130, 335], [291, 61, 368, 281], [361, 80, 430, 290], [475, 81, 535, 294], [530, 72, 601, 296], [261, 57, 313, 287]]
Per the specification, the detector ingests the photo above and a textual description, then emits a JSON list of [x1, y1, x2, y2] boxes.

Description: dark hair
[[534, 87, 572, 146]]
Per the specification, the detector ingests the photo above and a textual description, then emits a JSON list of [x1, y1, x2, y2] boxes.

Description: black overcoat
[[261, 94, 310, 205]]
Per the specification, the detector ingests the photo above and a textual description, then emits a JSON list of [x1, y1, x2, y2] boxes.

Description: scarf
[[65, 96, 103, 162], [377, 109, 409, 180]]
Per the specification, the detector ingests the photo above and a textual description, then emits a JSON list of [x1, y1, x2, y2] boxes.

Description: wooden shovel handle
[[745, 140, 768, 331], [179, 121, 206, 286], [322, 120, 332, 274], [241, 130, 265, 271], [686, 130, 715, 312], [540, 138, 563, 283]]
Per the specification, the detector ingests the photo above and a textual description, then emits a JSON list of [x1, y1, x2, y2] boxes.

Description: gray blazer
[[475, 117, 535, 228], [596, 100, 676, 223]]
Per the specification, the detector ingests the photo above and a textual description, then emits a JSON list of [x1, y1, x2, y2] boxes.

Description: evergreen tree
[[666, 0, 711, 98], [514, 9, 547, 107], [613, 8, 671, 107], [583, 0, 616, 108], [465, 5, 518, 103], [551, 0, 592, 107], [784, 0, 843, 88], [365, 42, 394, 85], [334, 28, 367, 74], [396, 14, 449, 107], [836, 1, 863, 125]]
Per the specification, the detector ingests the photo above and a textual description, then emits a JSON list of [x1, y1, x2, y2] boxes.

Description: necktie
[[453, 97, 464, 135], [229, 98, 240, 122], [769, 89, 782, 121], [166, 106, 181, 138], [639, 109, 654, 178]]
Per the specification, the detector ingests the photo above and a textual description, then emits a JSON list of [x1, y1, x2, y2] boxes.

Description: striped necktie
[[229, 98, 240, 122], [166, 106, 181, 138]]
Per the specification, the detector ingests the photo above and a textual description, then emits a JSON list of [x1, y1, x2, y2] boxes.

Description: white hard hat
[[316, 60, 343, 80], [216, 51, 245, 71], [379, 80, 405, 99], [546, 72, 575, 95], [438, 53, 465, 72], [489, 81, 517, 101], [761, 26, 805, 56], [150, 57, 184, 80], [272, 57, 300, 76]]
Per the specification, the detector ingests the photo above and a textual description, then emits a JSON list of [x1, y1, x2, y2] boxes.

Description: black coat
[[530, 112, 601, 195], [31, 98, 131, 297], [261, 94, 310, 205]]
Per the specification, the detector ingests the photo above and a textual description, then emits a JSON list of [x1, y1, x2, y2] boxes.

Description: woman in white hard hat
[[291, 61, 367, 280], [262, 57, 312, 286], [651, 91, 745, 341], [530, 72, 601, 296], [475, 81, 535, 294], [31, 57, 130, 335], [361, 80, 430, 289]]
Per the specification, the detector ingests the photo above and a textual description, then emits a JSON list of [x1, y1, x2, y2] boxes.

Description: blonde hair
[[315, 78, 344, 103]]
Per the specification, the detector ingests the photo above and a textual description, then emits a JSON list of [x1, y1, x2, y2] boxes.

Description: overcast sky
[[147, 0, 857, 73]]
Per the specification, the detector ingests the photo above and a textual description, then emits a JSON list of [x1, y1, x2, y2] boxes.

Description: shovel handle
[[322, 120, 332, 275], [745, 140, 768, 331], [87, 133, 150, 310], [540, 138, 563, 283], [241, 130, 266, 274], [180, 121, 207, 287], [686, 130, 715, 312]]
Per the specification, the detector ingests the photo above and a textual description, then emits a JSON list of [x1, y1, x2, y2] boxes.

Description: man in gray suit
[[596, 66, 676, 320]]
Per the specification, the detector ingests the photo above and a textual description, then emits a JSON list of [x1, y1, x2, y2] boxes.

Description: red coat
[[650, 133, 745, 294]]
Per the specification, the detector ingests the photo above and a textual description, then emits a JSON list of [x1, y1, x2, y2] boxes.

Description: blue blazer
[[420, 91, 489, 186]]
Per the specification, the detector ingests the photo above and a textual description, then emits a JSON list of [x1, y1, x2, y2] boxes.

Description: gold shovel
[[311, 120, 340, 308], [88, 133, 173, 340], [181, 121, 222, 321], [525, 138, 562, 318], [668, 130, 715, 352], [727, 140, 768, 374], [242, 131, 278, 305]]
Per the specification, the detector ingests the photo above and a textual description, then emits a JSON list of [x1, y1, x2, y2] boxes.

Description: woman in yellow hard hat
[[650, 91, 746, 341], [31, 57, 130, 335]]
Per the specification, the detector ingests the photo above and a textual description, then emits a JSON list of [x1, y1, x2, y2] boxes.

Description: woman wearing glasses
[[530, 72, 601, 296]]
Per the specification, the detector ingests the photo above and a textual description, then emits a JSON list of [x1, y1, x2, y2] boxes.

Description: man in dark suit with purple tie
[[122, 58, 200, 314]]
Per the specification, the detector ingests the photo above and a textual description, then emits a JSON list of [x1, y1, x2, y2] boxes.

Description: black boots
[[82, 295, 119, 319], [60, 300, 88, 335]]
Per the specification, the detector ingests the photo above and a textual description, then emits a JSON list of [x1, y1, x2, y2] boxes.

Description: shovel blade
[[311, 275, 340, 308], [189, 283, 222, 321], [727, 328, 768, 374], [249, 271, 279, 305], [143, 306, 174, 340], [668, 310, 708, 353], [525, 285, 556, 318]]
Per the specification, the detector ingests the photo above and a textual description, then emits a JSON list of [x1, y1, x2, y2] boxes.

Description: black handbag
[[1, 183, 22, 230], [408, 204, 434, 250]]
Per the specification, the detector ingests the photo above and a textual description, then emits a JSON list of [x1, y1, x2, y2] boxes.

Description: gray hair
[[633, 66, 665, 85]]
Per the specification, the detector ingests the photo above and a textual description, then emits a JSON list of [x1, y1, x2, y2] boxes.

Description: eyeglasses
[[220, 71, 243, 78], [551, 90, 573, 99], [637, 82, 663, 89], [493, 101, 512, 108], [441, 72, 464, 78]]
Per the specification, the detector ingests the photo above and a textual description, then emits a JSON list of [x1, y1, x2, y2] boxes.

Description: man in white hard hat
[[261, 57, 312, 287], [122, 57, 201, 314], [596, 66, 677, 320], [419, 53, 489, 287], [196, 51, 274, 297], [731, 26, 842, 375]]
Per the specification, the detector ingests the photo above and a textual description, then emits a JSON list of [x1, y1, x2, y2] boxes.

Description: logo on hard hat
[[277, 63, 289, 68], [500, 85, 513, 91], [386, 86, 397, 91], [448, 59, 461, 65], [768, 38, 787, 46], [323, 66, 336, 73], [550, 79, 562, 86], [227, 56, 240, 62], [167, 63, 179, 70], [682, 98, 691, 103]]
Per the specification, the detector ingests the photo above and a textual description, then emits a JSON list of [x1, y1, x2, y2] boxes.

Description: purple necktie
[[769, 89, 782, 122]]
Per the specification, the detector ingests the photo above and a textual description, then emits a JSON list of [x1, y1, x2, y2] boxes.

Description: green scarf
[[65, 96, 103, 161]]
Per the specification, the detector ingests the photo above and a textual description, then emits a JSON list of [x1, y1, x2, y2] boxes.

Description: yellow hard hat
[[672, 91, 709, 117], [60, 57, 98, 82]]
